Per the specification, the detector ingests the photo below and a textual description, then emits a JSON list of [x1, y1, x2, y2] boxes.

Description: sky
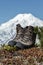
[[0, 0, 43, 24]]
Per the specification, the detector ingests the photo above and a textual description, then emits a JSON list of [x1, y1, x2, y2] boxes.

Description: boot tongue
[[16, 24, 23, 34]]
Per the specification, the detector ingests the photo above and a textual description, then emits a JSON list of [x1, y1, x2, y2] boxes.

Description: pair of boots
[[8, 24, 36, 49]]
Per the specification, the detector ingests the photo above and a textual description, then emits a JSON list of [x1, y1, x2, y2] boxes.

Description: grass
[[0, 44, 43, 65]]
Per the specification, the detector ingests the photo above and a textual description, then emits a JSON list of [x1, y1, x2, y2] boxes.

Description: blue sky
[[0, 0, 43, 24]]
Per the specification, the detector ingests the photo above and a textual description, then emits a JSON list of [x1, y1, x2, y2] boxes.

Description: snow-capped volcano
[[0, 13, 43, 45]]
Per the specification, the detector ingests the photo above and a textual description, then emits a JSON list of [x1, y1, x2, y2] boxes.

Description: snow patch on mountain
[[0, 13, 43, 45]]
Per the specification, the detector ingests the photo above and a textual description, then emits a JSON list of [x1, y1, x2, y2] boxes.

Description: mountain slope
[[0, 13, 43, 45]]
